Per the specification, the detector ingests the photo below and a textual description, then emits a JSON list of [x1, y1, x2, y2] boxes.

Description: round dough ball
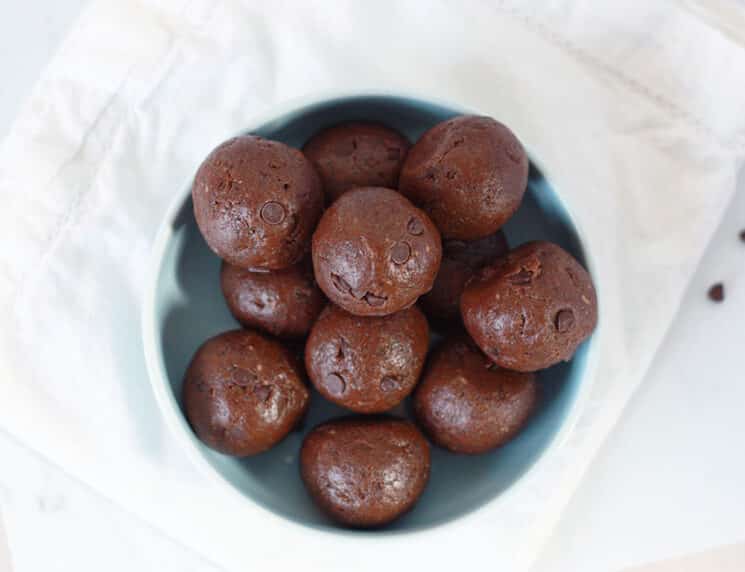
[[413, 336, 537, 454], [220, 259, 325, 339], [303, 122, 410, 203], [192, 135, 324, 270], [182, 330, 309, 456], [461, 241, 598, 372], [305, 304, 429, 413], [420, 231, 508, 325], [300, 417, 430, 527], [312, 187, 442, 316], [399, 115, 528, 240]]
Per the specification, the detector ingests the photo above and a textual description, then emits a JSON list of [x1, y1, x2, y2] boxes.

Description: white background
[[0, 1, 743, 571]]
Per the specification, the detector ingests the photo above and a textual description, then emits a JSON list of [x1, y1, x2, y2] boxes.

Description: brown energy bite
[[420, 230, 509, 325], [192, 135, 324, 271], [220, 259, 325, 339], [300, 417, 430, 527], [182, 330, 309, 456], [312, 187, 442, 316], [305, 304, 429, 413], [461, 241, 598, 372], [399, 115, 529, 240], [413, 336, 537, 454], [303, 122, 410, 202]]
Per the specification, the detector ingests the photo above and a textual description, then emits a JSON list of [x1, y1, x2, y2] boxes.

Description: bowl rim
[[141, 88, 602, 540]]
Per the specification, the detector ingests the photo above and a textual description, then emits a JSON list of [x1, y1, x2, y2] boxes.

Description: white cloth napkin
[[1, 0, 744, 570]]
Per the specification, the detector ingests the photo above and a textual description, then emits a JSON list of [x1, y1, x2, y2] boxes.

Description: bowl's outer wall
[[152, 95, 592, 531]]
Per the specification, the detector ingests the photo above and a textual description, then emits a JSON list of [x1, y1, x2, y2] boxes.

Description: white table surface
[[1, 2, 743, 571]]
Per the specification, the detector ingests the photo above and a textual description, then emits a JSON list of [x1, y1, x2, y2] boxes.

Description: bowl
[[142, 93, 597, 533]]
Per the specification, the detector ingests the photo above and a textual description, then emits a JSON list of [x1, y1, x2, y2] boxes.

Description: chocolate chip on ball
[[399, 115, 529, 240], [192, 135, 324, 270], [461, 241, 598, 372], [220, 259, 325, 339], [183, 330, 309, 456], [303, 122, 410, 203], [420, 230, 509, 325], [312, 187, 442, 316], [305, 304, 429, 413], [413, 336, 537, 454], [300, 417, 430, 527]]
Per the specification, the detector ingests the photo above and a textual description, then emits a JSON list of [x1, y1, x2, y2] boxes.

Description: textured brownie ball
[[182, 330, 309, 456], [300, 417, 430, 527], [303, 122, 410, 202], [461, 241, 598, 372], [305, 304, 429, 413], [312, 187, 442, 316], [413, 336, 537, 454], [419, 230, 509, 325], [192, 135, 324, 270], [220, 259, 325, 339], [399, 115, 529, 240]]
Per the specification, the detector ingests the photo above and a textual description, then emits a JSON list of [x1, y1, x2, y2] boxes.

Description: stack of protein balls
[[185, 116, 598, 528]]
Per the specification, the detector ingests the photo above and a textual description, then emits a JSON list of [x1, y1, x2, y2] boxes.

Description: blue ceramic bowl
[[142, 93, 597, 533]]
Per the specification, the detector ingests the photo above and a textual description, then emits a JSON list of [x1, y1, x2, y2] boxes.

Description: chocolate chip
[[330, 273, 353, 295], [380, 376, 399, 392], [324, 373, 346, 396], [336, 337, 349, 360], [739, 229, 745, 243], [508, 268, 534, 285], [350, 287, 368, 300], [708, 283, 725, 302], [230, 367, 257, 386], [363, 292, 386, 307], [260, 201, 286, 224], [254, 385, 273, 402], [555, 309, 575, 333], [391, 242, 411, 264], [407, 217, 424, 236]]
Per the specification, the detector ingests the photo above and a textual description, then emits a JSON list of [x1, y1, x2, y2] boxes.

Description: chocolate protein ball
[[192, 135, 324, 271], [413, 336, 537, 454], [300, 417, 430, 527], [303, 122, 410, 203], [312, 187, 442, 316], [220, 259, 325, 339], [461, 241, 598, 372], [183, 330, 309, 456], [305, 304, 429, 413], [420, 230, 509, 325], [399, 115, 529, 240]]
